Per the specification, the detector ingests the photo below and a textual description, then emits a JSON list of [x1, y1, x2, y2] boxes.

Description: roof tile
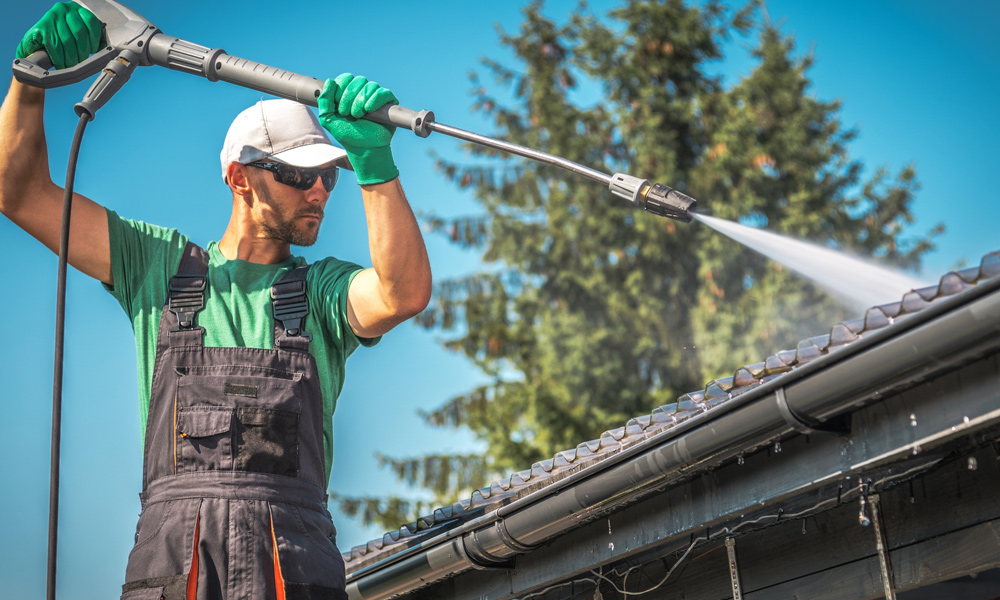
[[829, 323, 860, 345]]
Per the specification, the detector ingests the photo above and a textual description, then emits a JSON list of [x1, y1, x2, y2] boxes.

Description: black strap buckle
[[272, 279, 312, 341], [168, 274, 206, 331]]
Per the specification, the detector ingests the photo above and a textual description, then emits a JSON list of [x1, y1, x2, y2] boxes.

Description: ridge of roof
[[344, 251, 1000, 568]]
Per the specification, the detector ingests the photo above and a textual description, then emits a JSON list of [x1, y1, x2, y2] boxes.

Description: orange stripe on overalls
[[270, 509, 286, 600], [186, 512, 200, 600]]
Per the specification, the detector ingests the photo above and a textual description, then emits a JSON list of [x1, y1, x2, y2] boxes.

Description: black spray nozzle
[[609, 173, 697, 223], [641, 183, 696, 223]]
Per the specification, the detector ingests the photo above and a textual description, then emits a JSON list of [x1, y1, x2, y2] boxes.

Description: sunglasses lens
[[284, 165, 317, 190], [320, 167, 339, 192], [251, 162, 338, 192]]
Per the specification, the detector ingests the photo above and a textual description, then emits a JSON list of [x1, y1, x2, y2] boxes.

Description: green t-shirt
[[103, 209, 377, 486]]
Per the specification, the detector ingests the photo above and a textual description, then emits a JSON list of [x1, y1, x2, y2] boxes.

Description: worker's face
[[247, 164, 332, 247]]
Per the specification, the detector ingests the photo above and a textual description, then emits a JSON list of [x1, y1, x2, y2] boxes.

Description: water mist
[[693, 213, 929, 312]]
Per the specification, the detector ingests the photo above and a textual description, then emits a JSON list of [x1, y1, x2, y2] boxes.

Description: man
[[1, 3, 431, 599]]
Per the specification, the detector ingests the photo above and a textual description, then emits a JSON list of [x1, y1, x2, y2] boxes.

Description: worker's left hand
[[318, 73, 399, 186]]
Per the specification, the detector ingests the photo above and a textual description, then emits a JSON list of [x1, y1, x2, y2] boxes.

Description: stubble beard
[[257, 183, 323, 247]]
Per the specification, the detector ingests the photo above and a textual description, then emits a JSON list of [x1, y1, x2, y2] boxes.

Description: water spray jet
[[692, 213, 928, 310]]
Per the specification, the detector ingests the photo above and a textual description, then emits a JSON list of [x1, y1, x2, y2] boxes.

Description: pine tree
[[334, 0, 940, 531]]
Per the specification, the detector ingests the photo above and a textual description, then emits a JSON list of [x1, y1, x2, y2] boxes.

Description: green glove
[[318, 73, 400, 186], [16, 2, 102, 71]]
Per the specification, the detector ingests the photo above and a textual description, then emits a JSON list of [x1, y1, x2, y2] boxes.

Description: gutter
[[347, 276, 1000, 600]]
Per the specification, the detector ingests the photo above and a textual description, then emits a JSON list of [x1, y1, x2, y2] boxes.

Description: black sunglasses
[[247, 160, 339, 192]]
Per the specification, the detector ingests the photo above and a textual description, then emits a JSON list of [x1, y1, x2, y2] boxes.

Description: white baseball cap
[[220, 99, 350, 180]]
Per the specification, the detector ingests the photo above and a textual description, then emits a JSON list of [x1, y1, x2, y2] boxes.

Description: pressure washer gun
[[12, 0, 696, 222]]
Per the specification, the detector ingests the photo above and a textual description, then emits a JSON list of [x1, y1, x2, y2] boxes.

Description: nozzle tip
[[642, 183, 696, 223]]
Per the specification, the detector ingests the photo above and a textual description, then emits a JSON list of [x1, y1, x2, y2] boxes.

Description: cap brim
[[271, 143, 352, 170]]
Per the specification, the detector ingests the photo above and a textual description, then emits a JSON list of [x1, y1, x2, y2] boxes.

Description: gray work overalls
[[121, 243, 347, 600]]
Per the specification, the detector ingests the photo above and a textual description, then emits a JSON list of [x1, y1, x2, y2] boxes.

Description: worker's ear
[[225, 162, 254, 199]]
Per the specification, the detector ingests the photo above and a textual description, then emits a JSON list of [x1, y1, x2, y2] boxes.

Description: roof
[[342, 251, 1000, 581]]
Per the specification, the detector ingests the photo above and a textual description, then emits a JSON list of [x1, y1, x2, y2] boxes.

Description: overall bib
[[121, 243, 347, 600]]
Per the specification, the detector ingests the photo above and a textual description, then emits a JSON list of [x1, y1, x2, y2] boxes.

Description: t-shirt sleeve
[[103, 208, 189, 319], [309, 259, 381, 356]]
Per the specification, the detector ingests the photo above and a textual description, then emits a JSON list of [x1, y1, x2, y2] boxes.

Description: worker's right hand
[[318, 73, 400, 186], [16, 2, 102, 71]]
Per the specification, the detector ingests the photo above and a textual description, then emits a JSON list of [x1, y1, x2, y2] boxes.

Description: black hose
[[47, 112, 91, 600]]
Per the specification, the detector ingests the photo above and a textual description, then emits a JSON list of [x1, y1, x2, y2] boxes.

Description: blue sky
[[1, 1, 998, 598]]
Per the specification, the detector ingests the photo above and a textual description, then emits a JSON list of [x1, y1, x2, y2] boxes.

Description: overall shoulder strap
[[165, 242, 209, 344], [272, 264, 313, 351]]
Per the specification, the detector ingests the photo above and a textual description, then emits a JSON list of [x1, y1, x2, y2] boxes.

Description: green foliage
[[330, 493, 438, 534], [337, 0, 940, 532]]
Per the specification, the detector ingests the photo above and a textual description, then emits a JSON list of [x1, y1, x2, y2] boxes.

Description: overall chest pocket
[[176, 406, 234, 472], [175, 368, 304, 477]]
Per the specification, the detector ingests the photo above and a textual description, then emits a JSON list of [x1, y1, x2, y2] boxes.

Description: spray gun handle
[[12, 0, 159, 90], [13, 47, 120, 89]]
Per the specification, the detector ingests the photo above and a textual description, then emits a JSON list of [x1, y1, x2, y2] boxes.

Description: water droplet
[[963, 416, 970, 425], [968, 457, 978, 471], [857, 493, 870, 526], [909, 413, 917, 427], [737, 454, 745, 465], [607, 519, 612, 535], [774, 441, 782, 453], [608, 542, 614, 551], [912, 445, 922, 455]]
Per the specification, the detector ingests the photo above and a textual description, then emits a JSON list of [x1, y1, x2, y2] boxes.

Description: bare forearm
[[361, 178, 432, 317], [0, 76, 113, 284], [0, 77, 55, 216]]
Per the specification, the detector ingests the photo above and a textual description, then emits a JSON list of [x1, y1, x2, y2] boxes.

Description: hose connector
[[609, 172, 697, 223]]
